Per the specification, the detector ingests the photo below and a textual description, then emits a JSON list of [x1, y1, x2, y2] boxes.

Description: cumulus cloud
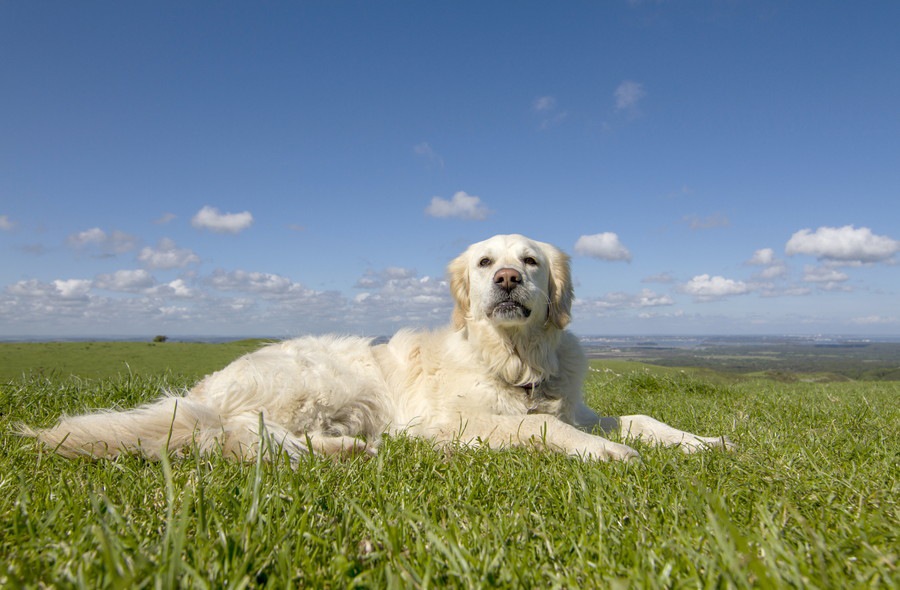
[[785, 225, 899, 264], [149, 278, 196, 298], [574, 289, 674, 318], [425, 191, 490, 221], [207, 269, 308, 297], [746, 248, 788, 280], [802, 265, 849, 285], [94, 269, 156, 292], [0, 215, 15, 231], [350, 267, 451, 329], [67, 227, 108, 248], [5, 279, 50, 298], [66, 228, 137, 254], [3, 279, 104, 325], [756, 264, 788, 280], [53, 279, 92, 299], [614, 80, 646, 111], [155, 212, 177, 225], [681, 274, 751, 301], [191, 206, 254, 234], [748, 248, 776, 266], [355, 267, 417, 289], [635, 289, 675, 307], [138, 238, 201, 270], [574, 233, 632, 262]]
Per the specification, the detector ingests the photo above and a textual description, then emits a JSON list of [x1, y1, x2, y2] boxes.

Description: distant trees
[[152, 335, 168, 343]]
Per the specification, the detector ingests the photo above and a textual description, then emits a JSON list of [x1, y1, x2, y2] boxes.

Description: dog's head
[[448, 234, 573, 331]]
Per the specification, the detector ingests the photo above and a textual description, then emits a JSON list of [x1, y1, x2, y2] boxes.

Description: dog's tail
[[18, 394, 222, 460]]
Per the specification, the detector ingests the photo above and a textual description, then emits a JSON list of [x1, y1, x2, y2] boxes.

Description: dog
[[22, 234, 731, 462]]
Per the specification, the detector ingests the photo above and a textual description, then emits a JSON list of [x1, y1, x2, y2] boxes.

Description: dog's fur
[[22, 234, 731, 462]]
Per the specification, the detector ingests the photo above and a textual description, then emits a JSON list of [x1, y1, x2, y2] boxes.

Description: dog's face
[[448, 234, 573, 331]]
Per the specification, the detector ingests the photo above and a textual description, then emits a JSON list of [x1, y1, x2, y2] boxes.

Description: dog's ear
[[544, 243, 573, 329], [448, 252, 470, 330]]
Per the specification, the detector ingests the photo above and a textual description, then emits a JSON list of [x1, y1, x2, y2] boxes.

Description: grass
[[1, 344, 898, 587], [0, 340, 269, 381]]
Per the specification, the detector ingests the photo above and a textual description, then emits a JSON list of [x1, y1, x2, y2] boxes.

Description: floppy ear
[[544, 243, 574, 329], [447, 252, 470, 330]]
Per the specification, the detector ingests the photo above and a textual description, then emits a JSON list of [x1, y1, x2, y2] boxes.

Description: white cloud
[[574, 233, 632, 262], [802, 265, 849, 286], [748, 248, 775, 265], [614, 80, 646, 111], [66, 228, 137, 254], [3, 279, 103, 325], [95, 269, 156, 292], [746, 248, 788, 280], [167, 279, 194, 298], [785, 225, 899, 264], [681, 274, 751, 301], [0, 215, 15, 231], [138, 238, 200, 270], [5, 279, 51, 298], [355, 267, 418, 289], [53, 279, 92, 299], [67, 227, 107, 247], [683, 212, 730, 231], [756, 264, 788, 280], [636, 289, 675, 307], [191, 206, 254, 234], [155, 212, 177, 225], [207, 269, 306, 297], [575, 289, 674, 317], [349, 267, 451, 329], [148, 278, 196, 298], [425, 191, 490, 221]]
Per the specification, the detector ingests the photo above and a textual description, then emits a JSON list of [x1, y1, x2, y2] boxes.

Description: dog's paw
[[677, 434, 735, 454], [579, 440, 641, 462]]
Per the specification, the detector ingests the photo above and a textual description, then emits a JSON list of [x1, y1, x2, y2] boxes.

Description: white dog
[[23, 234, 731, 462]]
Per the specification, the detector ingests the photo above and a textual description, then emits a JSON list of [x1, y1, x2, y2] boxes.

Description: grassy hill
[[1, 341, 897, 587], [0, 339, 270, 381]]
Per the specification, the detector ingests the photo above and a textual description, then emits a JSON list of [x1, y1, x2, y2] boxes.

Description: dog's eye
[[478, 257, 492, 268], [523, 256, 538, 266]]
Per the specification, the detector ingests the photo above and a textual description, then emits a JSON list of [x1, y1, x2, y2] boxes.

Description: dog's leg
[[305, 435, 378, 458], [438, 415, 640, 462], [618, 414, 734, 453], [219, 414, 376, 464]]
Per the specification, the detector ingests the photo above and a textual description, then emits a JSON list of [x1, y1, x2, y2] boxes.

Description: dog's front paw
[[579, 439, 640, 462], [678, 434, 735, 454]]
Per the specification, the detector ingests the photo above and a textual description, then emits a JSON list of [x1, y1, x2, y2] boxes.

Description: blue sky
[[2, 1, 899, 338]]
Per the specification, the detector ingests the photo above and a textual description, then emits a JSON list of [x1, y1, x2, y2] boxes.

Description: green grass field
[[1, 342, 897, 588]]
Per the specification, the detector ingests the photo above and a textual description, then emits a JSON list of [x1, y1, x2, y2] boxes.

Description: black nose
[[493, 268, 522, 293]]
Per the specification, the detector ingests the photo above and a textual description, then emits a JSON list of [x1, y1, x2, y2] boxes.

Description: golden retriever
[[23, 234, 731, 462]]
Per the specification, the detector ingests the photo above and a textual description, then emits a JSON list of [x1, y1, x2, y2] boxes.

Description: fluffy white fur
[[22, 234, 731, 462]]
